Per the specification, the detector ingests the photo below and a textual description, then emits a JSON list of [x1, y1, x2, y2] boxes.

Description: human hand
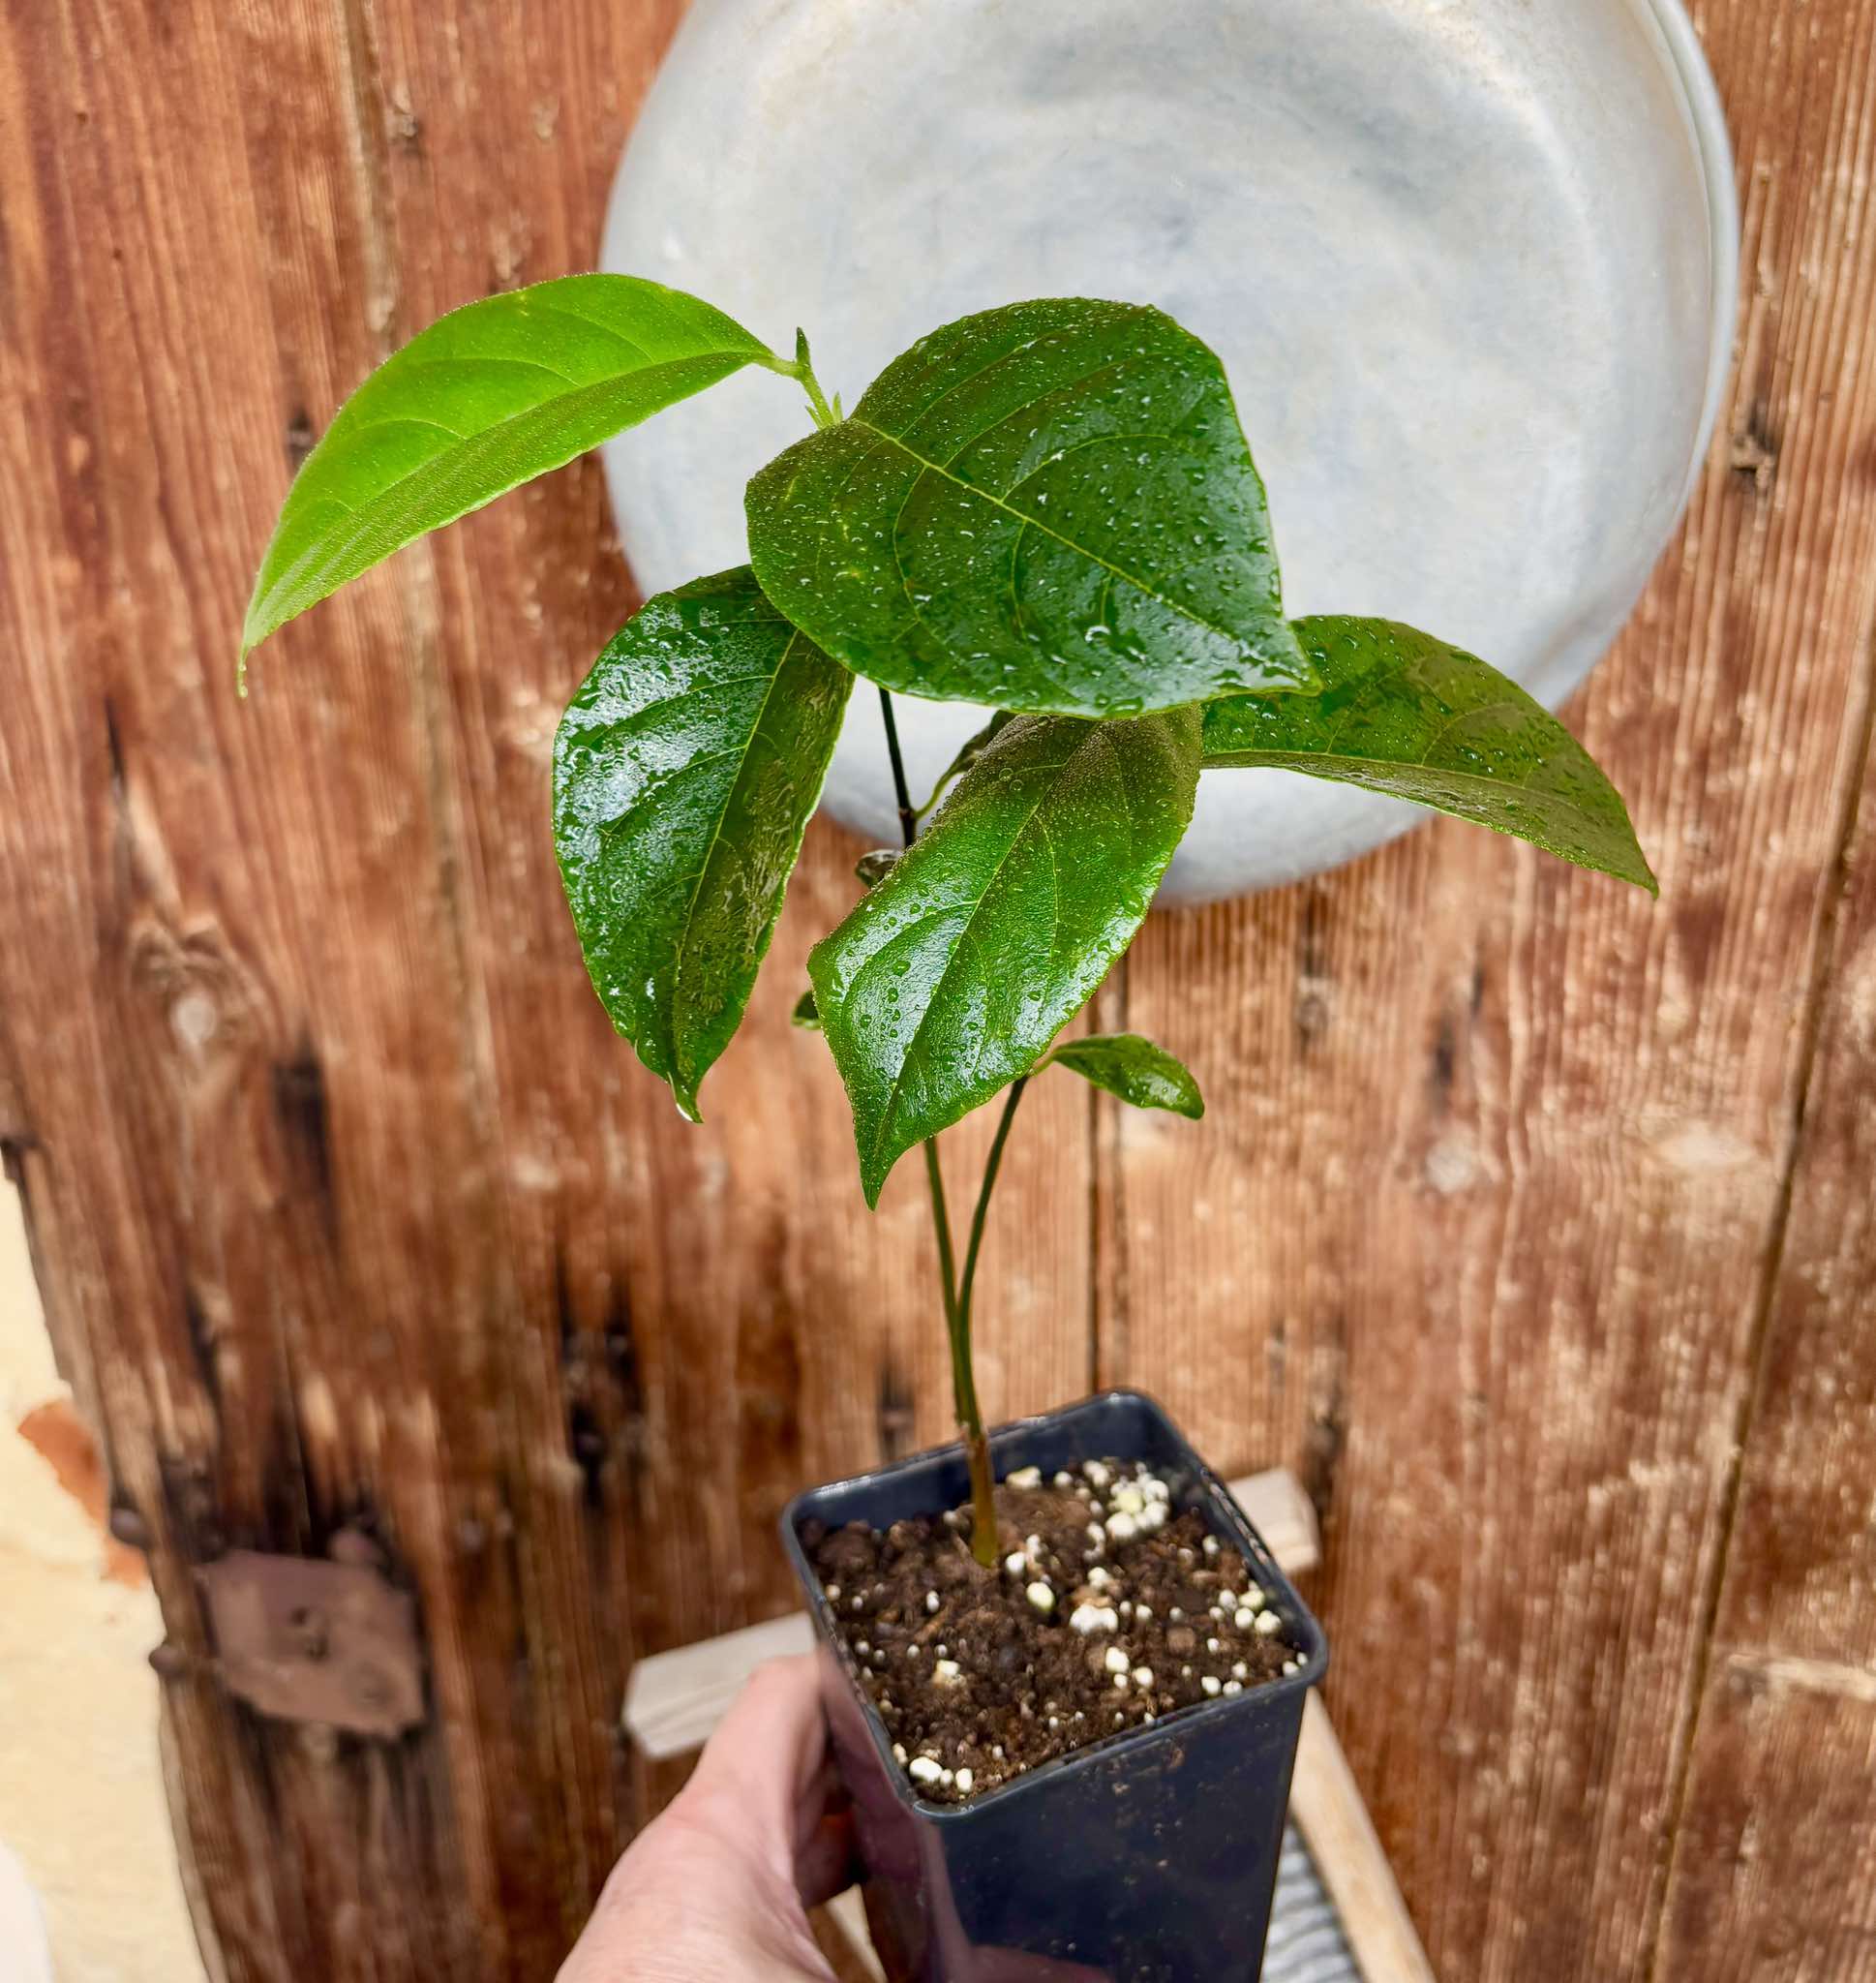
[[560, 1655, 854, 1982]]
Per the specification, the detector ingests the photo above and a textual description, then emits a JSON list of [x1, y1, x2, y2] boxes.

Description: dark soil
[[803, 1457, 1300, 1805]]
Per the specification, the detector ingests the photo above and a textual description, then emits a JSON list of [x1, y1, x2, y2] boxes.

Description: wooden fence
[[1, 1, 1872, 1976]]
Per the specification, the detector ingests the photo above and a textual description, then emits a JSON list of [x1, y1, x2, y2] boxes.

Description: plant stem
[[923, 1140, 959, 1330], [761, 329, 840, 429], [942, 1214, 997, 1560], [949, 1078, 1030, 1567], [956, 1077, 1028, 1331], [765, 336, 1001, 1553], [878, 687, 920, 848], [879, 686, 1000, 1563]]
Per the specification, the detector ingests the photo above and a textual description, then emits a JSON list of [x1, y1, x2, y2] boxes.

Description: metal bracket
[[197, 1543, 426, 1739]]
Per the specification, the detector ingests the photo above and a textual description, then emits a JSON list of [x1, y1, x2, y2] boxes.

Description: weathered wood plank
[[5, 0, 1876, 1979], [2, 0, 1093, 1975], [338, 0, 1098, 1673], [0, 0, 545, 1972], [348, 0, 1098, 1650], [1657, 629, 1876, 1977], [0, 0, 627, 1973], [1097, 4, 1876, 1978], [1659, 1663, 1876, 1982]]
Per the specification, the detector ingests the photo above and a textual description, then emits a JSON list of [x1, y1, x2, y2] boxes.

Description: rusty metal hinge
[[197, 1541, 425, 1740]]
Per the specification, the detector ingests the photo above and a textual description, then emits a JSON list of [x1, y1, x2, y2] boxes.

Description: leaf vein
[[853, 415, 1246, 653]]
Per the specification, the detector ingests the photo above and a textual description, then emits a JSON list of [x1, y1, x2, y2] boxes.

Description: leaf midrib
[[250, 351, 758, 639], [664, 630, 811, 1076], [846, 726, 1122, 1179], [1203, 729, 1592, 810], [851, 414, 1249, 654], [1209, 747, 1647, 869]]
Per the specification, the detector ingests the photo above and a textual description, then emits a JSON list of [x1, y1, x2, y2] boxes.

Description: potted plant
[[241, 276, 1653, 1980]]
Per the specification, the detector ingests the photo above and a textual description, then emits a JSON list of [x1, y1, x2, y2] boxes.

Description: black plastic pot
[[781, 1388, 1328, 1983]]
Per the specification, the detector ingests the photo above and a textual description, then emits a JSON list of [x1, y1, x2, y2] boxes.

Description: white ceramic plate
[[601, 0, 1736, 900]]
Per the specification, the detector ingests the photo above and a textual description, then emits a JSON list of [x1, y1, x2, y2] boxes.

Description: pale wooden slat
[[821, 1891, 885, 1982], [1291, 1694, 1437, 1983], [626, 1612, 818, 1761]]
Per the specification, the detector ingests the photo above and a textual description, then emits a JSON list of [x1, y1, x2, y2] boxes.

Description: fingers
[[681, 1655, 832, 1887], [557, 1659, 847, 1983], [793, 1808, 858, 1910], [678, 1658, 817, 1855]]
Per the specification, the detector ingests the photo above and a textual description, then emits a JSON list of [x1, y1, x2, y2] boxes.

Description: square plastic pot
[[781, 1388, 1328, 1983]]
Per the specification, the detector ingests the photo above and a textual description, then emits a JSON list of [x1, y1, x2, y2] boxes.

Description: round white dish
[[601, 0, 1736, 900]]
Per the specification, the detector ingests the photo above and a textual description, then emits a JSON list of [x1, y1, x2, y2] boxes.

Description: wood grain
[[344, 0, 1098, 1691], [0, 0, 1088, 1976], [1099, 3, 1876, 1978], [1657, 1666, 1876, 1981], [1, 0, 534, 1972], [1, 0, 1873, 1979], [1656, 534, 1876, 1978]]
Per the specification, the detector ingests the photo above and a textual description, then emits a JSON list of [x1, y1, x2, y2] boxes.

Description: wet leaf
[[855, 848, 901, 888], [746, 298, 1312, 717], [809, 707, 1200, 1204], [792, 990, 821, 1029], [244, 276, 772, 661], [554, 567, 851, 1118], [917, 711, 1016, 821], [1047, 1034, 1203, 1117], [1202, 617, 1656, 892]]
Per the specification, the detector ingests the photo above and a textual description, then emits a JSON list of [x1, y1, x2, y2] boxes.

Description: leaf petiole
[[914, 710, 1016, 822], [878, 687, 920, 847], [955, 1077, 1028, 1337], [759, 328, 843, 431], [877, 683, 999, 1564]]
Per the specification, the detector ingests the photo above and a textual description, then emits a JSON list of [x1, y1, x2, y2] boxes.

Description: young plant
[[244, 276, 1654, 1566]]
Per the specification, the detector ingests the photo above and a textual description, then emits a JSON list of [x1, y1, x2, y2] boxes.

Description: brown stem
[[940, 1175, 999, 1565], [881, 688, 999, 1564], [951, 1078, 1029, 1565]]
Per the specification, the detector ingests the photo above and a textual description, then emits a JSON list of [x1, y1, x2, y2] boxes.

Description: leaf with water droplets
[[1202, 617, 1657, 892], [554, 567, 851, 1119], [809, 707, 1200, 1204], [243, 275, 773, 663], [745, 298, 1313, 717], [917, 710, 1017, 821], [1046, 1034, 1203, 1117]]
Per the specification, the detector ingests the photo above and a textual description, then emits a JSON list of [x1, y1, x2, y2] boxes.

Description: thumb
[[679, 1654, 832, 1889], [560, 1658, 839, 1983]]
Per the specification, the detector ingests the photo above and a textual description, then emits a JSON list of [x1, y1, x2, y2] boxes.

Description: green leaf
[[1046, 1034, 1203, 1118], [554, 567, 852, 1119], [1201, 617, 1657, 892], [244, 275, 773, 661], [792, 990, 821, 1029], [916, 711, 1016, 821], [745, 298, 1313, 717], [808, 707, 1200, 1204]]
